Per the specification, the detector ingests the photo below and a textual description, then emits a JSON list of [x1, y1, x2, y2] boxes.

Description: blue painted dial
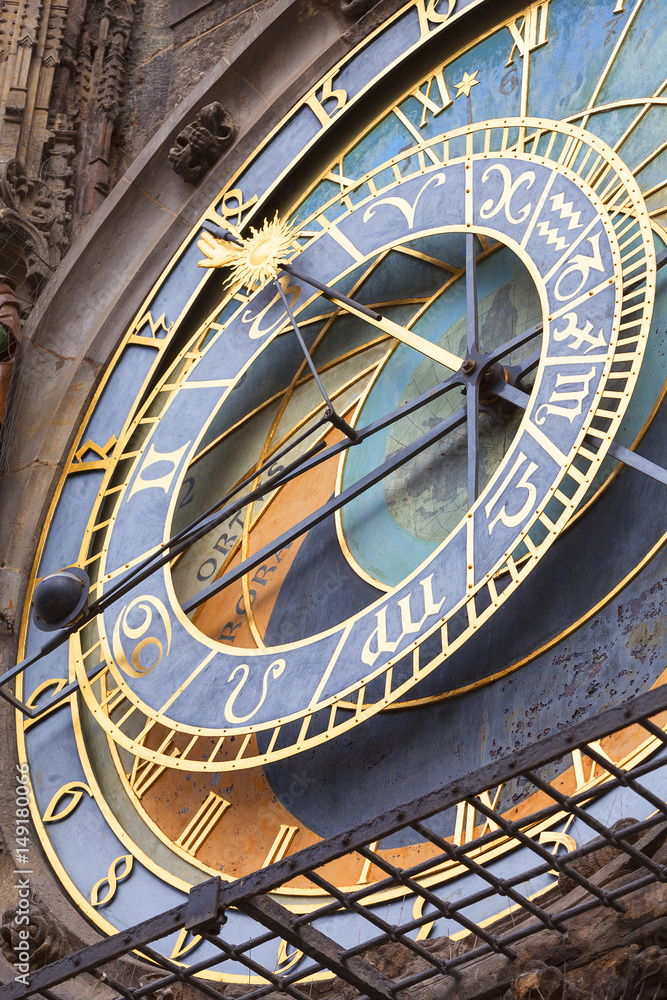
[[17, 0, 667, 983]]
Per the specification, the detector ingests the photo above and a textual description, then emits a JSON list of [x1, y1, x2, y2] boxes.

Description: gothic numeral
[[175, 792, 231, 855], [485, 453, 540, 535], [43, 781, 93, 822], [453, 786, 504, 846], [90, 854, 134, 907], [126, 441, 191, 502], [415, 0, 456, 36], [305, 77, 348, 127], [262, 825, 299, 867], [506, 2, 550, 66], [410, 69, 452, 127]]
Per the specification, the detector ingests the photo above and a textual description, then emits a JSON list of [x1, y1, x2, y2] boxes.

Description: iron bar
[[6, 686, 667, 1000]]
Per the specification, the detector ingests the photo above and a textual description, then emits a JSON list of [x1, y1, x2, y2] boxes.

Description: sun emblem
[[197, 213, 300, 290]]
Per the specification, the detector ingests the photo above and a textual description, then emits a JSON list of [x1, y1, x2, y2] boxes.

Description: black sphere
[[32, 568, 90, 632]]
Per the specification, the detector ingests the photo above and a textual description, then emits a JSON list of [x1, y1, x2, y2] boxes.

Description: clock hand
[[1, 367, 465, 704], [273, 276, 358, 441], [464, 231, 480, 507], [280, 261, 464, 372], [198, 224, 464, 372], [183, 398, 468, 615]]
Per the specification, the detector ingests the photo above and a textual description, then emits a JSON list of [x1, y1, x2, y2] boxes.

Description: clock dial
[[17, 0, 667, 982]]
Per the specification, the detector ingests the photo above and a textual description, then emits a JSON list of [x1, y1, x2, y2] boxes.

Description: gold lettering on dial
[[224, 658, 287, 724], [131, 311, 174, 341], [262, 825, 299, 868], [506, 2, 550, 66], [90, 854, 134, 907], [571, 741, 614, 789], [363, 173, 447, 230], [357, 841, 379, 883], [23, 677, 68, 729], [130, 736, 181, 799], [453, 786, 504, 846], [539, 830, 578, 875], [170, 928, 203, 960], [43, 781, 93, 823], [485, 452, 540, 535], [479, 165, 536, 225], [534, 368, 597, 425], [553, 233, 605, 301], [175, 792, 231, 855], [210, 187, 259, 228], [275, 939, 304, 974], [126, 441, 191, 501], [362, 575, 446, 668]]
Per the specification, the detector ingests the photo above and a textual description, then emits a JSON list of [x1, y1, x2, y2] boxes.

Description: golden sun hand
[[196, 231, 239, 269]]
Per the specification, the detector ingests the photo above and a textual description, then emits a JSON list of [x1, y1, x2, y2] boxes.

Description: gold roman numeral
[[506, 2, 551, 66], [175, 792, 231, 855], [129, 738, 181, 799], [410, 69, 452, 127], [262, 825, 299, 867], [453, 786, 504, 846]]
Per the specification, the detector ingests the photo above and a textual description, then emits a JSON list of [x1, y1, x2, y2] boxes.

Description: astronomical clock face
[[17, 0, 667, 981]]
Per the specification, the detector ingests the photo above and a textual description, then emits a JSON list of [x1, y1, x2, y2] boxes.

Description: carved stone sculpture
[[0, 900, 68, 970], [168, 102, 236, 184], [339, 0, 380, 16], [0, 276, 21, 426], [137, 973, 183, 1000]]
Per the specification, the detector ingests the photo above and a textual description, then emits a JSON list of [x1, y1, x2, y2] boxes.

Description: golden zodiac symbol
[[479, 164, 536, 225], [112, 595, 172, 679], [43, 781, 92, 823], [362, 173, 447, 230], [90, 854, 134, 907], [224, 658, 287, 724]]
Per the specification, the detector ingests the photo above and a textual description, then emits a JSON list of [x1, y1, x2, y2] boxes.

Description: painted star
[[454, 70, 480, 99]]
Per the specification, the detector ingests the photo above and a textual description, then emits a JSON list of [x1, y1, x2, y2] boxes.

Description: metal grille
[[4, 681, 667, 1000]]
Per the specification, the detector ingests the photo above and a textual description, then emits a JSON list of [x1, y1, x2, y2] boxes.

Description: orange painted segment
[[194, 416, 352, 646]]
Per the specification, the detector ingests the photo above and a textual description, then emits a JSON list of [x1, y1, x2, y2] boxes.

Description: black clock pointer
[[182, 398, 470, 615], [7, 242, 666, 712], [0, 366, 466, 714], [273, 276, 358, 441]]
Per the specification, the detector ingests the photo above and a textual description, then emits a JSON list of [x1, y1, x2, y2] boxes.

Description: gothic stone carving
[[168, 102, 236, 184], [0, 275, 21, 425], [0, 159, 63, 294], [0, 899, 68, 970], [339, 0, 380, 16], [138, 972, 183, 1000]]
